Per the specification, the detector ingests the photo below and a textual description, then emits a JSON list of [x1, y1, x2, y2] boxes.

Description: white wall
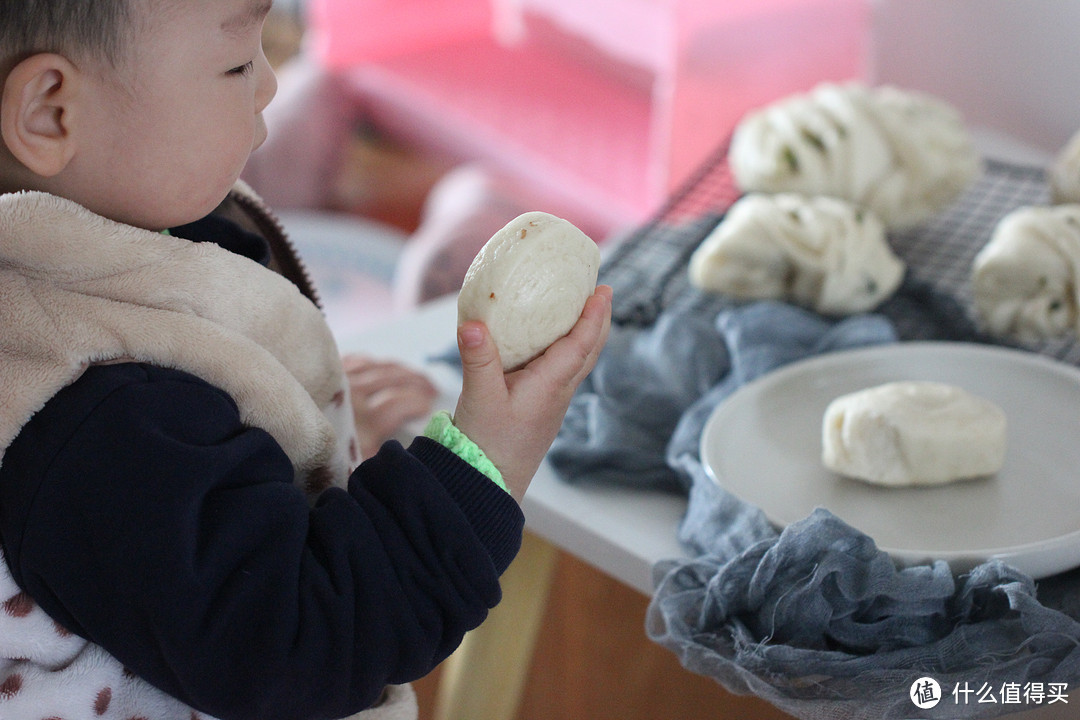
[[868, 0, 1080, 156]]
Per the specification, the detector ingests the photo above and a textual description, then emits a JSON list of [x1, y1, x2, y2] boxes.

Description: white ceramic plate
[[700, 342, 1080, 578]]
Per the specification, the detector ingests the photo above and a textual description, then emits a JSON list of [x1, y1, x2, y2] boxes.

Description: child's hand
[[343, 355, 439, 459], [452, 286, 612, 500]]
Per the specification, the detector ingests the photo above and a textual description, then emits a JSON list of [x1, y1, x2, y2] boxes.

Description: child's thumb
[[457, 321, 503, 388]]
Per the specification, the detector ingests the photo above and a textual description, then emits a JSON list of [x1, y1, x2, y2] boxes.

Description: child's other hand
[[452, 285, 612, 500], [344, 355, 439, 459]]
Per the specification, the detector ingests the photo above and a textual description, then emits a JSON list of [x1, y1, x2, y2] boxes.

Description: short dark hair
[[0, 0, 132, 67]]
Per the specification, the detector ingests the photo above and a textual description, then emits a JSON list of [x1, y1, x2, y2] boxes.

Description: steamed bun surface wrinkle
[[822, 381, 1007, 487], [687, 193, 905, 314], [972, 204, 1080, 341], [729, 82, 981, 229], [458, 211, 600, 370]]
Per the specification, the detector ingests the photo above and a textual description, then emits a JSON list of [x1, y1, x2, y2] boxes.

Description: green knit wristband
[[424, 411, 507, 493]]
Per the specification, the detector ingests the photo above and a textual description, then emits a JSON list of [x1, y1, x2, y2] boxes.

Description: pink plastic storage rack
[[307, 0, 868, 236]]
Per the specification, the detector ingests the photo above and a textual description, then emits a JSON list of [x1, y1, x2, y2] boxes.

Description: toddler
[[0, 1, 611, 719]]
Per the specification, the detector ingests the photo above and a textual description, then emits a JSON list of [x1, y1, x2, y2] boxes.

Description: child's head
[[0, 0, 278, 230]]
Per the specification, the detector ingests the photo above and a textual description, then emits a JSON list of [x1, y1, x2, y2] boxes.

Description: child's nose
[[254, 52, 278, 114]]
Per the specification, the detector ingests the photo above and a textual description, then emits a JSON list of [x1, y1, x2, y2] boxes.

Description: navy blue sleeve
[[0, 363, 523, 720]]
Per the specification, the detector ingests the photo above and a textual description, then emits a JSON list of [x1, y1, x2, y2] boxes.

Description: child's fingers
[[345, 359, 437, 400], [571, 286, 613, 381], [521, 286, 612, 387], [361, 384, 436, 431]]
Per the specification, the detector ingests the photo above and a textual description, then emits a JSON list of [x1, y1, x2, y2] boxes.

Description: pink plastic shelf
[[308, 0, 869, 235], [307, 0, 493, 63], [345, 36, 654, 226]]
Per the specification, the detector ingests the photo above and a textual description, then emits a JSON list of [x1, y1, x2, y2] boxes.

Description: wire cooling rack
[[599, 141, 740, 327], [598, 140, 1080, 364]]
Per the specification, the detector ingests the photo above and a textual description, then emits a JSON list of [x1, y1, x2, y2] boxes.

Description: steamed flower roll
[[729, 82, 980, 229], [972, 204, 1080, 340], [688, 193, 905, 314]]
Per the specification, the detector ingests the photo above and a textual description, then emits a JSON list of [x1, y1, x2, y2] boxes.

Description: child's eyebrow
[[220, 0, 274, 36]]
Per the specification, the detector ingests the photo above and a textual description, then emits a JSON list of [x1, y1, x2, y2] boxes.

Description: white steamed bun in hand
[[458, 211, 600, 370]]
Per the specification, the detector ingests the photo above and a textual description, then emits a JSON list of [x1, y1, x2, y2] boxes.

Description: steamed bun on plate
[[458, 211, 600, 370], [822, 381, 1007, 487], [688, 193, 905, 314], [729, 82, 980, 229]]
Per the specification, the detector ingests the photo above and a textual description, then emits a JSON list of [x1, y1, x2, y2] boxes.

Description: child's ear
[[0, 53, 81, 178]]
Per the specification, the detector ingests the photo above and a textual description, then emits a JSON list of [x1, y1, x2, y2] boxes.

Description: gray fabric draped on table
[[549, 297, 1080, 720]]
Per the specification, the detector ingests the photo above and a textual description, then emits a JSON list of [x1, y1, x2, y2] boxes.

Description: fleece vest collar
[[0, 187, 359, 490]]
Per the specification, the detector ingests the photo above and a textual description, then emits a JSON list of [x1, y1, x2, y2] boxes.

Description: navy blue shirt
[[0, 215, 523, 719]]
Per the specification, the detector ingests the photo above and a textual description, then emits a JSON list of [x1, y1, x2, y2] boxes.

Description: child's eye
[[228, 61, 254, 77]]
